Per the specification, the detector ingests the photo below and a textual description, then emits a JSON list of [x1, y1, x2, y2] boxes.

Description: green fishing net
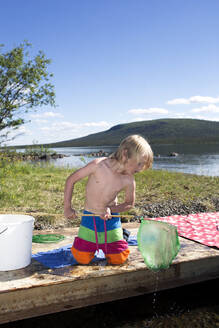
[[137, 219, 180, 271], [32, 234, 65, 243]]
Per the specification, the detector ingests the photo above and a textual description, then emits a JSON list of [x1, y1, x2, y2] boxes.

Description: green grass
[[135, 169, 219, 204], [0, 160, 68, 213], [0, 159, 219, 227]]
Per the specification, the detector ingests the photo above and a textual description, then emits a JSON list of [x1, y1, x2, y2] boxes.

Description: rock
[[168, 152, 179, 157], [133, 197, 218, 222]]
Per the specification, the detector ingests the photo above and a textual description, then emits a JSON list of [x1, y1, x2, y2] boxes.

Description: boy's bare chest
[[92, 166, 127, 191]]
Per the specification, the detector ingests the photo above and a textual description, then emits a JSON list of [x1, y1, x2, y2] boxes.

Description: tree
[[0, 41, 55, 144]]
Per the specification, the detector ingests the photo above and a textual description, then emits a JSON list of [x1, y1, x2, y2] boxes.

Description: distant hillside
[[43, 118, 219, 147]]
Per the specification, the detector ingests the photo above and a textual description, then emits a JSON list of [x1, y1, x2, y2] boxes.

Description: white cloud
[[167, 98, 190, 105], [83, 121, 110, 127], [39, 121, 110, 132], [168, 113, 194, 119], [38, 121, 112, 140], [128, 107, 168, 115], [193, 115, 219, 121], [167, 96, 219, 105], [190, 96, 219, 104], [35, 119, 48, 124], [133, 117, 147, 122], [3, 125, 33, 146], [5, 119, 112, 146], [192, 104, 219, 113], [30, 111, 64, 118], [4, 125, 32, 136], [209, 117, 219, 121]]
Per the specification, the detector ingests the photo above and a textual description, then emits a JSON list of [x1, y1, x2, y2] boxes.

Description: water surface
[[48, 144, 219, 176]]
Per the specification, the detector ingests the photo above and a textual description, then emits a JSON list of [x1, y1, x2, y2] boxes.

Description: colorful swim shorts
[[71, 210, 130, 265]]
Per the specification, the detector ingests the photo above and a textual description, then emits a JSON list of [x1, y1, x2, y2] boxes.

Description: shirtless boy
[[64, 135, 153, 265]]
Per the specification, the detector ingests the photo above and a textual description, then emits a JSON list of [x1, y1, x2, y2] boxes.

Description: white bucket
[[0, 215, 35, 271]]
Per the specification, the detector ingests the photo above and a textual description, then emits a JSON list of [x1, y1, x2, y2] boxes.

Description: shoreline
[[28, 197, 219, 230], [1, 161, 219, 231]]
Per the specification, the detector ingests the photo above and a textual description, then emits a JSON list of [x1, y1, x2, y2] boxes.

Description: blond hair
[[110, 135, 153, 170]]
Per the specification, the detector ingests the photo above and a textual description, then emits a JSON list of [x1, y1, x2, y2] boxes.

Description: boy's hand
[[100, 207, 111, 220], [64, 208, 77, 220]]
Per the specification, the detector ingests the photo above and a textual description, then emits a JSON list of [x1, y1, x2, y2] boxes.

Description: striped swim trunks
[[71, 210, 130, 265]]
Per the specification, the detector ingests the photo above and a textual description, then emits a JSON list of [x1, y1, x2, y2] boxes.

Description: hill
[[43, 118, 219, 147]]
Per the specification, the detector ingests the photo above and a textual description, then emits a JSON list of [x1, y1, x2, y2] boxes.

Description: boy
[[64, 135, 153, 265]]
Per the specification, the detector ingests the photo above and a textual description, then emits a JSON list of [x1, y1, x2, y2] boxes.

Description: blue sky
[[2, 0, 219, 145]]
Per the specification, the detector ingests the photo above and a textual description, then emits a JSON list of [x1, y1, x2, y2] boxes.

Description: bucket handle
[[0, 225, 8, 235]]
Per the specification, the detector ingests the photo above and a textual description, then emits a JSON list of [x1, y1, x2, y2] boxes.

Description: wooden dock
[[0, 223, 219, 324]]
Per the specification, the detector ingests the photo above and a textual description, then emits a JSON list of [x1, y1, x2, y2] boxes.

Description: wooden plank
[[0, 224, 218, 324]]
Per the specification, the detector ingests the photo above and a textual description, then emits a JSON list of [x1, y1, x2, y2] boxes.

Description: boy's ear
[[122, 149, 128, 161]]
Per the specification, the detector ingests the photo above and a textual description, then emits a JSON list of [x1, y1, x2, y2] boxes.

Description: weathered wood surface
[[0, 223, 218, 324]]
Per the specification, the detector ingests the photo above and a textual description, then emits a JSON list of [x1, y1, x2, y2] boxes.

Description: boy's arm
[[109, 178, 136, 214], [64, 159, 98, 219]]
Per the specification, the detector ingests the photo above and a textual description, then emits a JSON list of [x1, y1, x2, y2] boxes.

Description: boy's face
[[123, 154, 146, 175]]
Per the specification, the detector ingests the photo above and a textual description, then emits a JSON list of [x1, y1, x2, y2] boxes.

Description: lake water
[[47, 143, 219, 177]]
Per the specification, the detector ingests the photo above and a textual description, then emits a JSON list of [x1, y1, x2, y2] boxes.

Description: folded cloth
[[127, 236, 138, 245], [123, 228, 131, 241], [32, 244, 77, 268], [32, 244, 106, 268], [32, 236, 138, 269], [147, 212, 219, 248]]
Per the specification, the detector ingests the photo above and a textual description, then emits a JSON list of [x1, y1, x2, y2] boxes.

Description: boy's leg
[[106, 248, 130, 265], [71, 246, 95, 265], [72, 213, 97, 265]]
